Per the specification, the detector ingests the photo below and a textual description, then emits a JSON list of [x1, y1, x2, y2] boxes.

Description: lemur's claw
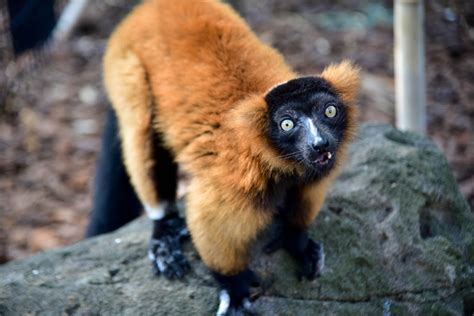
[[298, 240, 324, 281], [149, 235, 191, 279]]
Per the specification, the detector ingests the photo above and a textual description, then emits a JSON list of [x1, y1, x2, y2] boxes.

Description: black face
[[265, 77, 347, 177]]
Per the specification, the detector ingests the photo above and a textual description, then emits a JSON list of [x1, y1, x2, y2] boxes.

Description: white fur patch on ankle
[[144, 203, 167, 220], [318, 243, 325, 274], [216, 290, 230, 316]]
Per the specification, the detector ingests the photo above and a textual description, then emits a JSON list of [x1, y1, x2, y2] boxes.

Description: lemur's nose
[[312, 138, 329, 153]]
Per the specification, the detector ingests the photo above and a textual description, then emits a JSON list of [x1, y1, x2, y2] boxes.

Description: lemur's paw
[[216, 290, 254, 316], [148, 235, 190, 279], [298, 239, 324, 281], [148, 214, 190, 279], [264, 226, 324, 280], [213, 269, 261, 316], [162, 215, 189, 240]]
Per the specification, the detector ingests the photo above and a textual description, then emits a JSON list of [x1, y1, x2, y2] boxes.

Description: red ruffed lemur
[[87, 0, 360, 314]]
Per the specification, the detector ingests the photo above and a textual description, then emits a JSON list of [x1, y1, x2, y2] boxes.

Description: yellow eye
[[325, 105, 337, 118], [280, 119, 294, 131]]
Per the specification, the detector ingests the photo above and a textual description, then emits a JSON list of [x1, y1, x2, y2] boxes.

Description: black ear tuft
[[264, 77, 336, 109]]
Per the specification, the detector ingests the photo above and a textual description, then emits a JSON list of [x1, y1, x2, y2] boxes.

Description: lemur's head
[[264, 61, 360, 175]]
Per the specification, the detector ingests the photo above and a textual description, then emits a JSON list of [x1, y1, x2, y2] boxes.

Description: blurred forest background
[[0, 0, 473, 264]]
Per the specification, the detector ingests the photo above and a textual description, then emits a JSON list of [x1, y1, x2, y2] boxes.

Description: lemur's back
[[104, 0, 295, 158]]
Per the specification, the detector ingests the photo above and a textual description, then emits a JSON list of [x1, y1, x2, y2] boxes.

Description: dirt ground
[[1, 0, 473, 263]]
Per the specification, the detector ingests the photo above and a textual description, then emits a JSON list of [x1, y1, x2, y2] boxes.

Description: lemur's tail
[[85, 108, 142, 237]]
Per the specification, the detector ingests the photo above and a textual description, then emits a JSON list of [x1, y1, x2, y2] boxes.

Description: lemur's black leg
[[86, 108, 190, 277], [264, 224, 324, 280], [147, 125, 190, 279], [264, 187, 325, 281], [86, 108, 142, 237]]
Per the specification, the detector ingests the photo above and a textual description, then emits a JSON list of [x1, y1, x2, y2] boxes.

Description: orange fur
[[103, 47, 158, 207], [103, 0, 360, 275]]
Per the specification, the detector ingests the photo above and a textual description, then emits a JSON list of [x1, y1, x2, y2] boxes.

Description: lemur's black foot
[[148, 213, 190, 279], [264, 225, 325, 280], [212, 269, 262, 316], [297, 239, 324, 280]]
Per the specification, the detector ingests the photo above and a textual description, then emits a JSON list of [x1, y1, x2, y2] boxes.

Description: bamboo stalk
[[394, 0, 426, 134]]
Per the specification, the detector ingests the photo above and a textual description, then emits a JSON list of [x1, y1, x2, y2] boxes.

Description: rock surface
[[1, 124, 473, 315]]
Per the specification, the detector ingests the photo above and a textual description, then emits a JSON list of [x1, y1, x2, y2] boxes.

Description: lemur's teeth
[[328, 152, 332, 160]]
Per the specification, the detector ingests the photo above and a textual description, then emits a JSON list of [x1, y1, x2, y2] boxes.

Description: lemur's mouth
[[314, 151, 333, 165]]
